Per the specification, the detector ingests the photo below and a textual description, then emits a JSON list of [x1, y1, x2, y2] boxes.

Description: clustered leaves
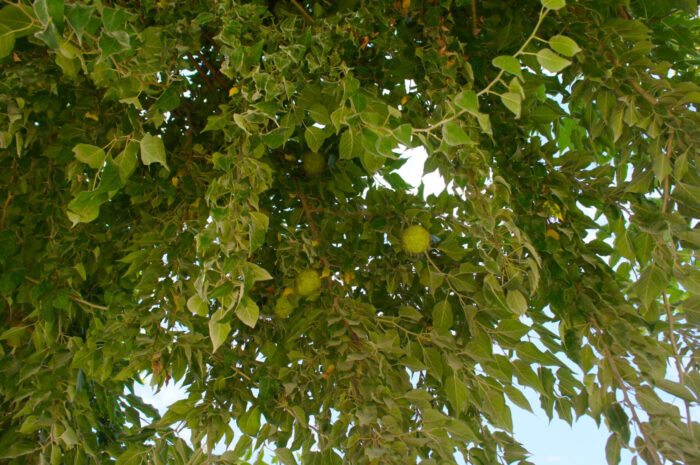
[[0, 0, 698, 465]]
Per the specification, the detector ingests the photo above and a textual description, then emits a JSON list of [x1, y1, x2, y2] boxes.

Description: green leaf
[[605, 434, 621, 465], [187, 294, 208, 316], [99, 30, 130, 57], [238, 407, 261, 436], [202, 115, 228, 133], [0, 24, 15, 59], [249, 211, 269, 253], [0, 325, 27, 341], [140, 133, 168, 170], [432, 299, 453, 333], [675, 266, 700, 294], [445, 375, 469, 413], [442, 121, 473, 146], [549, 35, 582, 57], [453, 89, 479, 115], [500, 92, 522, 117], [33, 0, 49, 25], [308, 103, 330, 125], [495, 319, 529, 341], [656, 379, 696, 402], [275, 448, 298, 465], [484, 275, 508, 311], [153, 85, 181, 113], [536, 48, 572, 73], [492, 55, 523, 80], [0, 5, 36, 38], [339, 129, 361, 159], [504, 385, 533, 412], [0, 269, 25, 295], [483, 390, 512, 431], [114, 449, 142, 465], [66, 191, 106, 225], [72, 144, 105, 169], [209, 315, 231, 353], [261, 127, 290, 149], [541, 0, 566, 9], [393, 124, 412, 146], [0, 441, 36, 460], [114, 142, 138, 181], [360, 150, 384, 173], [611, 107, 625, 142], [633, 264, 669, 308], [506, 290, 528, 315], [304, 126, 326, 153], [652, 149, 671, 181], [65, 3, 94, 41], [476, 112, 492, 135], [399, 306, 423, 321], [45, 0, 64, 28], [604, 404, 629, 439], [60, 427, 79, 448], [246, 262, 272, 282], [236, 296, 259, 328]]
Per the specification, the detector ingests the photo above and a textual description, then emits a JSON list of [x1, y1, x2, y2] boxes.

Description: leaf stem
[[412, 6, 549, 136], [477, 8, 548, 97]]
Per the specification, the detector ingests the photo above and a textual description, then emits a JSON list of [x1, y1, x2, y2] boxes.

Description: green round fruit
[[295, 269, 322, 297], [401, 225, 431, 254], [302, 151, 326, 176]]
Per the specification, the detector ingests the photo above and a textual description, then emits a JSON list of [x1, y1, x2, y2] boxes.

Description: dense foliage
[[1, 0, 699, 464]]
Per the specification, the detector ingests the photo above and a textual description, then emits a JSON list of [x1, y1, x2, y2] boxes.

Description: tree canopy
[[0, 0, 699, 464]]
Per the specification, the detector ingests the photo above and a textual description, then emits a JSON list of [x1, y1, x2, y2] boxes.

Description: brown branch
[[661, 131, 674, 214], [296, 183, 330, 269], [194, 51, 229, 89], [663, 294, 694, 438], [591, 319, 663, 465], [616, 5, 632, 20], [0, 192, 12, 231], [185, 52, 219, 105], [629, 79, 657, 106], [307, 207, 377, 218], [646, 9, 680, 26], [290, 0, 314, 23], [471, 0, 480, 37]]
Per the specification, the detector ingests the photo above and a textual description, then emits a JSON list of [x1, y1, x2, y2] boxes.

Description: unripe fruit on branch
[[302, 151, 326, 176], [295, 269, 322, 297], [401, 225, 431, 254]]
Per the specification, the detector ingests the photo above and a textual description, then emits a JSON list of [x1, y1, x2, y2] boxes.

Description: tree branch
[[592, 319, 663, 465], [194, 51, 229, 89], [290, 0, 314, 23], [185, 52, 220, 105]]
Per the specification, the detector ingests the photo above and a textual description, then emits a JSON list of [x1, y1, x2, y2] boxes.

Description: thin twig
[[24, 276, 109, 310], [69, 295, 108, 311], [307, 207, 376, 218], [646, 9, 680, 26]]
